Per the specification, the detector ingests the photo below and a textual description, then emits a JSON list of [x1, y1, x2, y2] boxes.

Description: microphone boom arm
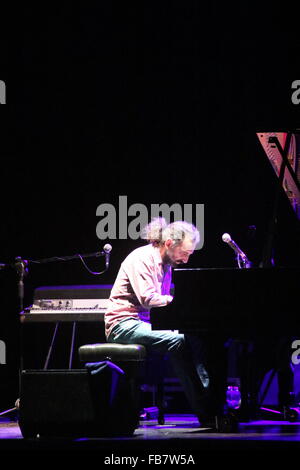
[[27, 250, 106, 265], [23, 247, 111, 276]]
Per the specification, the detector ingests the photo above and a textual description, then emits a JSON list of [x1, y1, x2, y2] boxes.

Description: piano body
[[151, 267, 299, 337], [151, 267, 300, 418]]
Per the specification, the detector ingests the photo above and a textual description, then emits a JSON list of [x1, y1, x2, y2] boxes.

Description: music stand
[[257, 131, 300, 267]]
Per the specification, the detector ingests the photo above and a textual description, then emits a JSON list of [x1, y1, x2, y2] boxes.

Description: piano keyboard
[[29, 308, 107, 314]]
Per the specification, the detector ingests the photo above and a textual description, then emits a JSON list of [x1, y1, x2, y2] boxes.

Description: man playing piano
[[104, 217, 229, 430]]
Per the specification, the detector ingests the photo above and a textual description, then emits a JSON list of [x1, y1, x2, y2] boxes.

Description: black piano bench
[[78, 343, 165, 425]]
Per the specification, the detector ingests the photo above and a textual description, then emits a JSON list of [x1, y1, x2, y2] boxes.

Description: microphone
[[103, 244, 112, 269], [222, 233, 248, 261]]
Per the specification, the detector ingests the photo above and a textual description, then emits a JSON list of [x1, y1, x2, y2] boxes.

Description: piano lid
[[257, 132, 300, 219]]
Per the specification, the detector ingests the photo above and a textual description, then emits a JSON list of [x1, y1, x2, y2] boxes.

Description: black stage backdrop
[[0, 3, 299, 410]]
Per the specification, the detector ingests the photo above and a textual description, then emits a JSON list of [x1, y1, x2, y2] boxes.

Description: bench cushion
[[78, 343, 146, 362]]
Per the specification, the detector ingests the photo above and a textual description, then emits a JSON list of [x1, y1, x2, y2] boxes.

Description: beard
[[162, 249, 179, 268]]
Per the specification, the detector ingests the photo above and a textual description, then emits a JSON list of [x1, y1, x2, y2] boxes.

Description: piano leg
[[234, 336, 296, 421], [43, 322, 59, 370], [68, 322, 77, 369], [174, 333, 230, 429]]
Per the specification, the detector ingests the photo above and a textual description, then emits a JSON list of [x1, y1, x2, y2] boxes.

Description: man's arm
[[123, 259, 173, 309]]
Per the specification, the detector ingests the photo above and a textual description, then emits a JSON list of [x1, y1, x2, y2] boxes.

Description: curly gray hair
[[141, 217, 200, 247]]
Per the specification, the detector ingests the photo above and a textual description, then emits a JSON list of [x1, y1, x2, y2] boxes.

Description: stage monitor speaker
[[18, 367, 140, 438]]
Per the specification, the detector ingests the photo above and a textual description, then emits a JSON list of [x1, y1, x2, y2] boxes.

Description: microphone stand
[[0, 257, 28, 419], [236, 254, 252, 269], [231, 249, 252, 422], [14, 257, 29, 314]]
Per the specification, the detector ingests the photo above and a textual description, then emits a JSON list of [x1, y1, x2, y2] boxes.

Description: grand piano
[[151, 131, 300, 419]]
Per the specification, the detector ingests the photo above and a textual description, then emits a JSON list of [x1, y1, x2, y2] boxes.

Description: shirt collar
[[151, 244, 163, 266], [151, 244, 171, 272]]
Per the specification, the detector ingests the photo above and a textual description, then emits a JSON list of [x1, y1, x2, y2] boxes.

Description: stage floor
[[1, 414, 300, 459]]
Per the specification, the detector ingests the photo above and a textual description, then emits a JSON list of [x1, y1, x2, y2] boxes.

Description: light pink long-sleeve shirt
[[104, 244, 173, 339]]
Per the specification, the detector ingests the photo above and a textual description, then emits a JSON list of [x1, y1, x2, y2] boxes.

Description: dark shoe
[[217, 412, 239, 433], [197, 415, 218, 430], [198, 412, 239, 433], [283, 406, 300, 422]]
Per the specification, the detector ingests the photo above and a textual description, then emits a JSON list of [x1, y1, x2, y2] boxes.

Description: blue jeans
[[107, 318, 215, 419]]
